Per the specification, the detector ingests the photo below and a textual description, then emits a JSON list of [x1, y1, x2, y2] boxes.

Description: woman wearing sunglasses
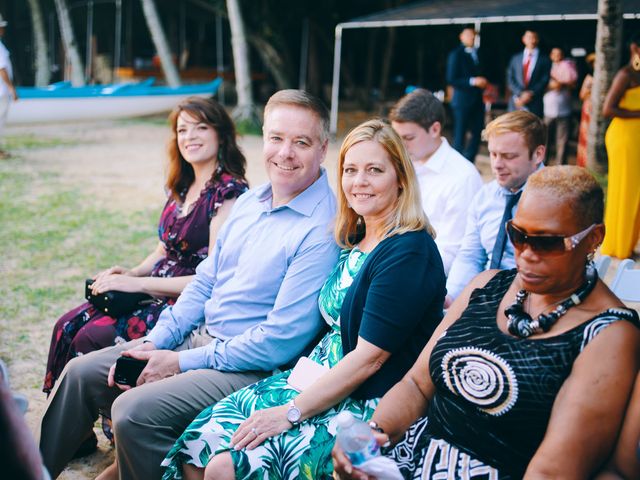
[[333, 165, 640, 479]]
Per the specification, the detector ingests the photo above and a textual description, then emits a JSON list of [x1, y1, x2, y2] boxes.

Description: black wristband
[[369, 421, 385, 434]]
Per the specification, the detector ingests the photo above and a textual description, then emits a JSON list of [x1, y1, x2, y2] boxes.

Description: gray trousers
[[544, 115, 571, 165], [38, 330, 268, 480]]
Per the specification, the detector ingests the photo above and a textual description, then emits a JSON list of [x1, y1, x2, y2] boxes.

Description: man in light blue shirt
[[39, 90, 340, 480], [446, 111, 546, 303]]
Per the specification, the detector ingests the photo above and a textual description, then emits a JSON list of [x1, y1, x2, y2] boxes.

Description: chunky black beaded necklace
[[505, 264, 598, 338]]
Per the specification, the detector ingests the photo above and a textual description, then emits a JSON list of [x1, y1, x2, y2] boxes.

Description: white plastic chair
[[610, 259, 640, 302], [0, 359, 28, 414], [594, 255, 612, 279]]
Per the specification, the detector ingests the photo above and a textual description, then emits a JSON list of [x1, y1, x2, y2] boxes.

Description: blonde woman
[[161, 119, 446, 479]]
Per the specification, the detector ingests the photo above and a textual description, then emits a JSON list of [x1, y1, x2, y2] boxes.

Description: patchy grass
[[121, 114, 169, 126], [0, 134, 76, 150], [0, 156, 157, 367]]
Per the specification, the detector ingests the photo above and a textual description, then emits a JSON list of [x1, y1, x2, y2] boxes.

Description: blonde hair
[[335, 119, 435, 248], [482, 110, 547, 157], [526, 166, 603, 227]]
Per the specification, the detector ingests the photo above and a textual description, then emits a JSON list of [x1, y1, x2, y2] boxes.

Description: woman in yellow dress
[[602, 32, 640, 259]]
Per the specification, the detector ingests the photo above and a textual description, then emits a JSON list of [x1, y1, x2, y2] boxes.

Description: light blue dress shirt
[[146, 168, 339, 372], [446, 179, 521, 300]]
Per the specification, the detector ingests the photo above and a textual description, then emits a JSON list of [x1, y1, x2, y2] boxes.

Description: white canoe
[[7, 79, 222, 125]]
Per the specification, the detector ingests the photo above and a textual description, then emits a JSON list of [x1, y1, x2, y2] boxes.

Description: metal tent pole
[[85, 0, 94, 82], [114, 0, 122, 77], [329, 24, 343, 137]]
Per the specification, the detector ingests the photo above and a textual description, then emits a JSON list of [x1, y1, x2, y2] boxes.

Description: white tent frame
[[329, 10, 640, 135]]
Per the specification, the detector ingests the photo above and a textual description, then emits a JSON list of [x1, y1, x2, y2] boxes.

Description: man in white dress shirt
[[0, 14, 17, 158], [390, 88, 483, 274]]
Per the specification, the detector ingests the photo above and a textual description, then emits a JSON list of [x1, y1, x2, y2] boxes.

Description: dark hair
[[167, 97, 246, 202], [389, 88, 445, 132], [629, 31, 640, 47]]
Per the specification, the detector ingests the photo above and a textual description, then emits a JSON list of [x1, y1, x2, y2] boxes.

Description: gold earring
[[633, 53, 640, 71]]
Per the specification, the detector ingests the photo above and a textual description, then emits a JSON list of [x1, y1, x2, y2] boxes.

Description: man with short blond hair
[[446, 110, 546, 301], [39, 90, 340, 480]]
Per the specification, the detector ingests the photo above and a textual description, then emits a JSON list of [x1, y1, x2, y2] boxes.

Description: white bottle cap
[[336, 411, 355, 429]]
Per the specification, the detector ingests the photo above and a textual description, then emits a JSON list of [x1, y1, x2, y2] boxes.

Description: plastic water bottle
[[335, 411, 380, 466]]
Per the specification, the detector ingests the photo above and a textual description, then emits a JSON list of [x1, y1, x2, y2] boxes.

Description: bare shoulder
[[612, 67, 634, 88], [469, 269, 502, 289], [577, 309, 640, 362]]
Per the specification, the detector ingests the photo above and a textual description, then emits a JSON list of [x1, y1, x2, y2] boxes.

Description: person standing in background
[[601, 32, 640, 260], [507, 30, 551, 118], [543, 47, 577, 165], [576, 53, 596, 167], [0, 13, 17, 159], [446, 26, 488, 162]]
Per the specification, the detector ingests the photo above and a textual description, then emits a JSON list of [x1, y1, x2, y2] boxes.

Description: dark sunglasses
[[506, 220, 597, 255]]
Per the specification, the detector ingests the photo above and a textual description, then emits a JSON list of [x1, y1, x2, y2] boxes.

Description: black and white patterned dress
[[389, 269, 639, 479]]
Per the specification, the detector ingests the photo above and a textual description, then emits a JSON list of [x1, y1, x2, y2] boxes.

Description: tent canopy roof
[[343, 0, 640, 28]]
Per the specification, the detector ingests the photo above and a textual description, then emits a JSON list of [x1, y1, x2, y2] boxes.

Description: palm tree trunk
[[248, 34, 292, 91], [53, 0, 85, 86], [378, 27, 397, 103], [587, 0, 623, 174], [27, 0, 50, 86], [139, 0, 180, 87], [226, 0, 257, 124]]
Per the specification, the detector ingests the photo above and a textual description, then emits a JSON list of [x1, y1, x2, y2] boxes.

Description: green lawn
[[0, 139, 157, 376]]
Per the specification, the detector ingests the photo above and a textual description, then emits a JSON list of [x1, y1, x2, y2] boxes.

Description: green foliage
[[235, 118, 263, 136]]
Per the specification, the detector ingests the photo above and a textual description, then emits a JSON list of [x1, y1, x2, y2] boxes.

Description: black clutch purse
[[85, 279, 154, 318]]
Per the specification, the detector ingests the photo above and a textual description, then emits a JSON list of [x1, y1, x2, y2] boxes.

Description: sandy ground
[[3, 118, 631, 479]]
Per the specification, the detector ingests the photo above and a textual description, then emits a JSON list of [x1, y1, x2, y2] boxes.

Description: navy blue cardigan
[[340, 230, 446, 400]]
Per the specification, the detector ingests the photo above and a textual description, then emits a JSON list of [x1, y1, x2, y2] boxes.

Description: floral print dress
[[43, 172, 248, 394], [161, 248, 378, 480]]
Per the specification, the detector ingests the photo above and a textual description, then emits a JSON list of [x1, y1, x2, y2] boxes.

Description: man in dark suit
[[507, 29, 551, 117], [446, 26, 487, 162]]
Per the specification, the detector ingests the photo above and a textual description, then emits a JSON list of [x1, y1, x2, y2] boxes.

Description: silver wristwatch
[[286, 400, 301, 425]]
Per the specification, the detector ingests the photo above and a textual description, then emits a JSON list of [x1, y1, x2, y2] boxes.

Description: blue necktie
[[465, 47, 479, 65], [490, 191, 522, 269]]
